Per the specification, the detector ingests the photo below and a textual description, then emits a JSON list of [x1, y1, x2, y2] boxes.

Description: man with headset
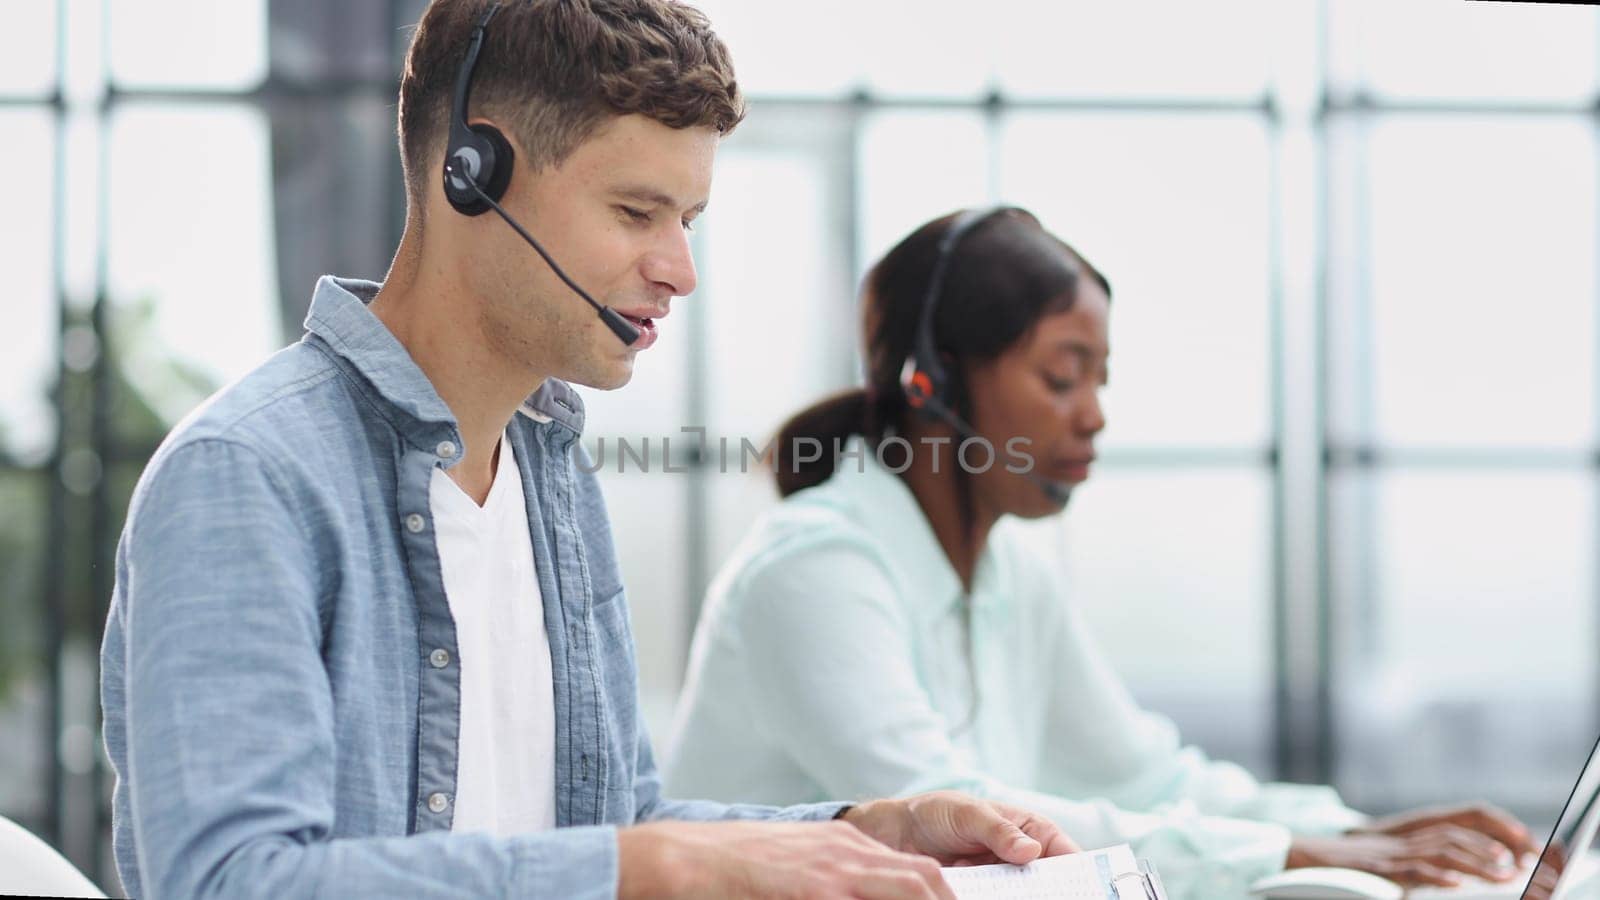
[[97, 1, 1078, 898]]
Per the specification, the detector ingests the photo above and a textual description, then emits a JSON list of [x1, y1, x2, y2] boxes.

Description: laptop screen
[[1522, 732, 1600, 900]]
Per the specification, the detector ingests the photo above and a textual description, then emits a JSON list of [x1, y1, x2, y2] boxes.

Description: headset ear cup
[[443, 125, 516, 216], [443, 140, 477, 214], [472, 123, 515, 206]]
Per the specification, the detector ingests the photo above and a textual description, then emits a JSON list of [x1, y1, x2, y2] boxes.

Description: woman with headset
[[663, 207, 1538, 898]]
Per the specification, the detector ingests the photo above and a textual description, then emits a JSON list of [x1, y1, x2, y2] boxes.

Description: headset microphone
[[1032, 472, 1074, 506], [446, 158, 641, 346], [899, 207, 1073, 507], [442, 2, 640, 347]]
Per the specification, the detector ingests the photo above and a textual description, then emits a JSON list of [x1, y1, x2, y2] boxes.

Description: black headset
[[899, 206, 1007, 425], [441, 1, 640, 346], [442, 3, 515, 217], [897, 206, 1073, 505]]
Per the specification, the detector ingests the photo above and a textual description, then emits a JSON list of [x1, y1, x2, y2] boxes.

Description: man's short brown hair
[[397, 0, 744, 219]]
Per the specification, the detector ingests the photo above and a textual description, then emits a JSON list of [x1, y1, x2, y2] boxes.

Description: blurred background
[[2, 0, 1599, 893]]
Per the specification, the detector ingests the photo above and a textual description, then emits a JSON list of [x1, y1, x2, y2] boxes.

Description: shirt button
[[427, 792, 449, 813], [429, 648, 450, 668], [436, 441, 457, 459], [405, 513, 425, 533]]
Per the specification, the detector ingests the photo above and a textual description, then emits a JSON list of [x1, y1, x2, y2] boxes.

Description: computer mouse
[[1248, 867, 1405, 900]]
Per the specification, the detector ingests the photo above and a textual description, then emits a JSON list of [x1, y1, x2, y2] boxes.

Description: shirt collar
[[301, 275, 586, 441], [831, 436, 1007, 623]]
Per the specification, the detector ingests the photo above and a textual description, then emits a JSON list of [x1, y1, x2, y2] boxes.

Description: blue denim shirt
[[99, 275, 844, 900]]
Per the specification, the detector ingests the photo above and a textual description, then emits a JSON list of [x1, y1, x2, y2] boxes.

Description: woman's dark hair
[[772, 207, 1111, 500]]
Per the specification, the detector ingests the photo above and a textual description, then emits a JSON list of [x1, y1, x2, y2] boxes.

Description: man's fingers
[[845, 863, 943, 900], [905, 853, 958, 900], [845, 855, 954, 900], [992, 820, 1043, 865], [1034, 826, 1079, 857], [992, 803, 1079, 857], [955, 802, 1043, 865]]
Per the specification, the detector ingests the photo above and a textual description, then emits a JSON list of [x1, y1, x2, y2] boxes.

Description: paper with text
[[941, 844, 1144, 900]]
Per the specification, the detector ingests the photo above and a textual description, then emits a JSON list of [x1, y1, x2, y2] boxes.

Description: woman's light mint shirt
[[663, 439, 1367, 900]]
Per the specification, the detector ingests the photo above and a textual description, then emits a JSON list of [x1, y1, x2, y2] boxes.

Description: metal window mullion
[[38, 0, 74, 855], [86, 50, 116, 888], [1268, 97, 1294, 783], [42, 106, 69, 856], [1330, 98, 1381, 797], [683, 228, 710, 653]]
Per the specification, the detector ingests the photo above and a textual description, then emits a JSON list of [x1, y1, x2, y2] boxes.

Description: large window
[[1323, 98, 1600, 815], [1, 0, 402, 889]]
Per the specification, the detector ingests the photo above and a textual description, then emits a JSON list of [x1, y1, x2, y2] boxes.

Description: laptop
[[1409, 731, 1600, 900]]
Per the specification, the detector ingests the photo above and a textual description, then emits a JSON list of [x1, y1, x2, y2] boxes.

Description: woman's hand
[[1287, 802, 1540, 888], [1353, 803, 1539, 861]]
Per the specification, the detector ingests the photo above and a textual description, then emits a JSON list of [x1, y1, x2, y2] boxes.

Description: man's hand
[[1287, 803, 1539, 889], [617, 819, 959, 900], [841, 791, 1080, 868]]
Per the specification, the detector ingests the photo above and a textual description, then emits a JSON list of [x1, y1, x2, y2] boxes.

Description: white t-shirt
[[429, 431, 556, 835]]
